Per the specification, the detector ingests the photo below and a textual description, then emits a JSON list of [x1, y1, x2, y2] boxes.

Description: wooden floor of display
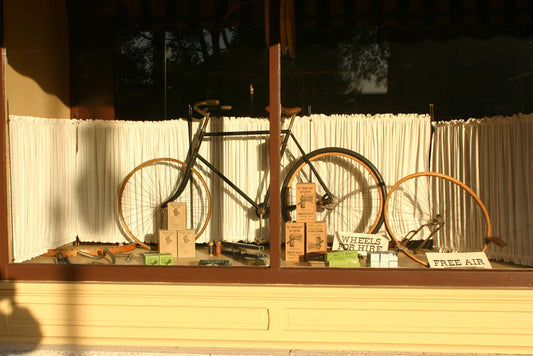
[[22, 241, 527, 269]]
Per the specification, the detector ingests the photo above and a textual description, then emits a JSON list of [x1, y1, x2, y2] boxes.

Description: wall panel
[[0, 282, 532, 354]]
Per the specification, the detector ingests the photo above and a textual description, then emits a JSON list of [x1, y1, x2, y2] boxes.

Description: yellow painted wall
[[0, 282, 532, 354], [4, 0, 70, 118]]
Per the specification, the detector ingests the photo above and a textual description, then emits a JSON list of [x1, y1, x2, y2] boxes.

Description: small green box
[[327, 259, 360, 268], [144, 253, 160, 265], [325, 251, 343, 261], [325, 250, 358, 261], [159, 253, 174, 265], [346, 259, 360, 267], [327, 260, 346, 267]]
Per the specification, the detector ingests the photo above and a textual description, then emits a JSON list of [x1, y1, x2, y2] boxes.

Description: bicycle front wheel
[[118, 158, 211, 248], [384, 171, 491, 266], [281, 147, 387, 238]]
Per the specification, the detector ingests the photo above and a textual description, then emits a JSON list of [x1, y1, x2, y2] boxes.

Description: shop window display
[[3, 1, 533, 283]]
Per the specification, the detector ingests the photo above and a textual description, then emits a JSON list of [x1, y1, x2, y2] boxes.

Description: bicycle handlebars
[[193, 100, 232, 117], [193, 100, 302, 118]]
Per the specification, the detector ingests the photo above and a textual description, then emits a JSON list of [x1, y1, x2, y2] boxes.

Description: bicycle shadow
[[0, 287, 42, 354], [76, 122, 121, 245]]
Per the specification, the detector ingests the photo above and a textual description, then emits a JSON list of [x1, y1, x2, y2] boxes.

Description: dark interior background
[[66, 0, 533, 121]]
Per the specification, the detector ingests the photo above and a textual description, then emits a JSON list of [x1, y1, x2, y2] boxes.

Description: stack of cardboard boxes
[[285, 183, 327, 263], [144, 202, 196, 265]]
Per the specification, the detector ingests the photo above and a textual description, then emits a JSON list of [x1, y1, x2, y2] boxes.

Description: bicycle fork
[[399, 214, 445, 254]]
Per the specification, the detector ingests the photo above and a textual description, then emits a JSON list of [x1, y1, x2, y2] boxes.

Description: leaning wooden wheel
[[384, 171, 492, 267]]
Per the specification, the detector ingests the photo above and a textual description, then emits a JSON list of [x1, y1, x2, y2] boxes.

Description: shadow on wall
[[5, 0, 70, 110], [76, 124, 121, 244], [0, 286, 42, 353]]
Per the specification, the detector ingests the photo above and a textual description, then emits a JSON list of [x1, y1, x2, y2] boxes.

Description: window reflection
[[117, 21, 268, 119]]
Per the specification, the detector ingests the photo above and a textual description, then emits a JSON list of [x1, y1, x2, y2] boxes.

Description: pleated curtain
[[9, 116, 78, 262], [432, 114, 533, 266], [10, 113, 434, 262]]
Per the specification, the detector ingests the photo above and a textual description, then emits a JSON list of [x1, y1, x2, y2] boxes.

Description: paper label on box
[[333, 232, 388, 255], [426, 252, 492, 269], [177, 229, 196, 258], [167, 202, 187, 230], [306, 221, 327, 254], [285, 222, 305, 261], [158, 230, 178, 258], [159, 253, 174, 265], [296, 183, 316, 222]]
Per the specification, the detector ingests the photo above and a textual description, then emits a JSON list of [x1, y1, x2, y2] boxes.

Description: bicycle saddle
[[265, 106, 302, 116]]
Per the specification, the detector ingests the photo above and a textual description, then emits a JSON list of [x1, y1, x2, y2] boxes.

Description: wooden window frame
[[1, 1, 532, 288], [1, 53, 532, 288]]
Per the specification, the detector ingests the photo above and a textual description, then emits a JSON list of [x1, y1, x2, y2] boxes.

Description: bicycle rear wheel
[[384, 171, 491, 266], [281, 147, 387, 238], [118, 158, 211, 248]]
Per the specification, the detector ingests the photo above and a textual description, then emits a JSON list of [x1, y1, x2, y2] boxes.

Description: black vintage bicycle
[[118, 100, 387, 249]]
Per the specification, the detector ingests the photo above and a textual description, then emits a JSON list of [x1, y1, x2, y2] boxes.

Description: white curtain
[[305, 113, 431, 193], [432, 114, 533, 266], [75, 119, 196, 243], [9, 116, 78, 262], [9, 114, 430, 261]]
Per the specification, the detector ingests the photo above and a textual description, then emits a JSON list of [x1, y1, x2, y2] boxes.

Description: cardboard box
[[158, 229, 178, 258], [306, 221, 327, 255], [177, 229, 196, 258], [285, 222, 305, 262], [159, 253, 174, 265], [144, 253, 160, 265], [325, 250, 359, 261], [327, 259, 360, 268], [144, 252, 173, 266], [367, 251, 398, 268], [384, 251, 398, 268], [379, 252, 390, 268], [296, 183, 316, 222], [164, 202, 187, 230], [388, 253, 398, 268], [367, 252, 381, 267]]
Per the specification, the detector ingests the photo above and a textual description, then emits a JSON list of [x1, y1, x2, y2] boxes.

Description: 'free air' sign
[[333, 232, 389, 255], [426, 252, 492, 269]]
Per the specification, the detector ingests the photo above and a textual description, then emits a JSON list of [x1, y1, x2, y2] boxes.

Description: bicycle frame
[[162, 104, 333, 217]]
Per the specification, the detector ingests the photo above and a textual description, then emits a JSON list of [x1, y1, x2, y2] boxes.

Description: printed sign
[[158, 230, 178, 258], [296, 183, 316, 222], [306, 221, 327, 254], [177, 229, 196, 258], [426, 252, 492, 269], [333, 232, 388, 255], [285, 222, 305, 262], [166, 202, 187, 230]]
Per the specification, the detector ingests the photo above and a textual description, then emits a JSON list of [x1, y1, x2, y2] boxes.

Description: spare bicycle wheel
[[118, 158, 211, 248], [384, 171, 491, 266]]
